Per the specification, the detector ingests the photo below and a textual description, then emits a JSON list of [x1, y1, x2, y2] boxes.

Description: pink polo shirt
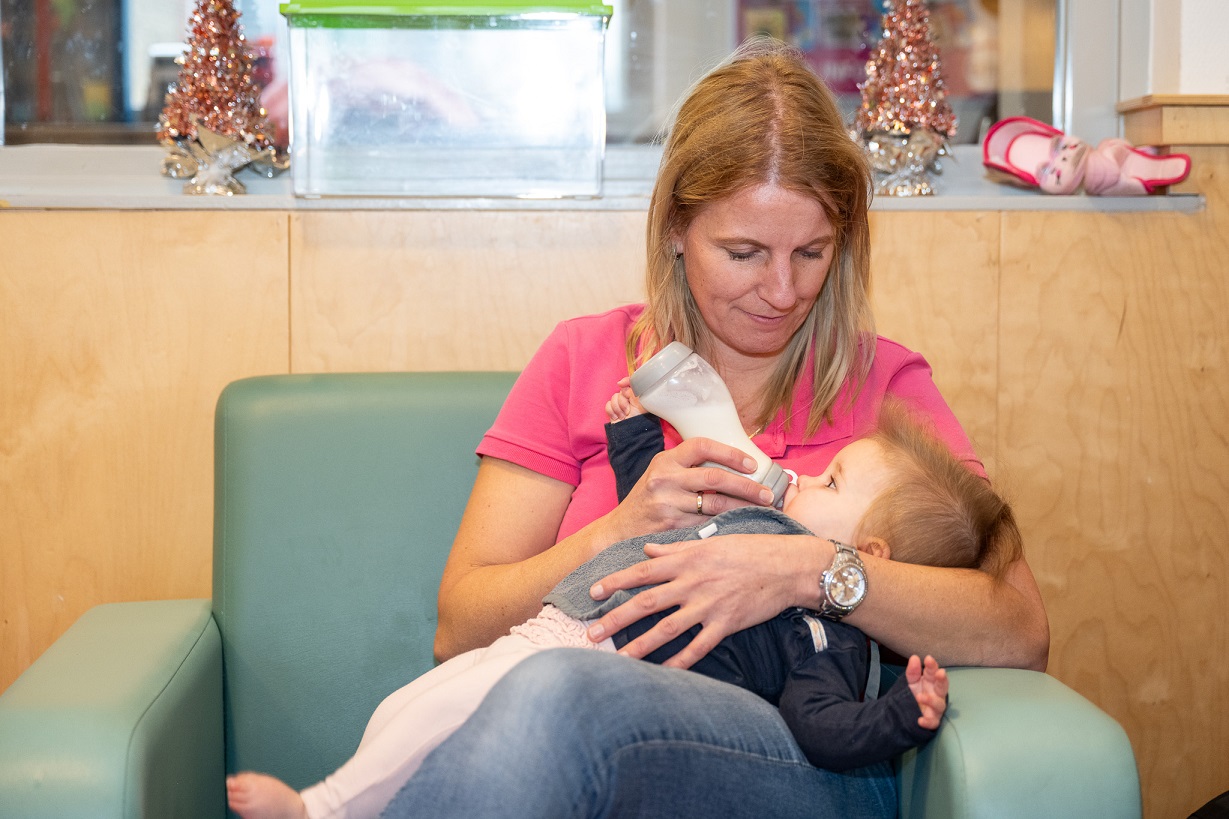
[[478, 304, 983, 542]]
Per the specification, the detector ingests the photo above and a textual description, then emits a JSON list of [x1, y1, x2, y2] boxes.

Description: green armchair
[[0, 373, 1142, 818]]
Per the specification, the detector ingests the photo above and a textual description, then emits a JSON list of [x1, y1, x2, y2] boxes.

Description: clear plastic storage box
[[279, 1, 613, 198]]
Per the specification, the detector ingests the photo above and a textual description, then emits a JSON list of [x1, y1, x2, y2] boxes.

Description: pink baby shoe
[[982, 116, 1191, 196], [983, 116, 1079, 192], [1079, 138, 1191, 195]]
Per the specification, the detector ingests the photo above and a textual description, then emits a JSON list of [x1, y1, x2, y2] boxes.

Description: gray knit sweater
[[543, 506, 812, 620]]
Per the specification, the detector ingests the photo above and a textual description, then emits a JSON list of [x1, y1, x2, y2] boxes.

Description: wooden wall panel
[[289, 208, 1000, 456], [289, 210, 647, 372], [870, 211, 1001, 472], [0, 210, 290, 692], [999, 194, 1229, 816]]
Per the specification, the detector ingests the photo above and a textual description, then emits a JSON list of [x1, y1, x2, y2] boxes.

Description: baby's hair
[[856, 400, 1023, 579]]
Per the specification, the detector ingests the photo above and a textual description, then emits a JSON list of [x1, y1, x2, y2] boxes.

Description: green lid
[[280, 0, 612, 17]]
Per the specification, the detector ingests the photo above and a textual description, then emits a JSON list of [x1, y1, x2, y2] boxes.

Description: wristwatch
[[817, 540, 868, 619]]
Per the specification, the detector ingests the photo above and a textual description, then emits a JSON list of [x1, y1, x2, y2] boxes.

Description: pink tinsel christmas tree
[[157, 0, 284, 194], [855, 0, 957, 196]]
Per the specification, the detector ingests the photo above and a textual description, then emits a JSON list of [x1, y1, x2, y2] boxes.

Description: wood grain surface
[[0, 210, 290, 693], [870, 210, 1001, 472], [289, 210, 647, 372], [999, 147, 1229, 817]]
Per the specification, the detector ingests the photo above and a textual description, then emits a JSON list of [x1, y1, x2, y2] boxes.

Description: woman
[[389, 38, 1048, 818]]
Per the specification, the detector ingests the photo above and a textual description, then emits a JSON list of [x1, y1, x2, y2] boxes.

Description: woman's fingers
[[679, 437, 759, 479], [656, 439, 774, 503], [589, 553, 675, 604], [618, 438, 773, 533], [637, 618, 727, 670], [587, 536, 770, 666], [590, 588, 711, 665]]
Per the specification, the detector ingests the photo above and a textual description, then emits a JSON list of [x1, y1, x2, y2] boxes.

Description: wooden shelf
[[1118, 95, 1229, 146]]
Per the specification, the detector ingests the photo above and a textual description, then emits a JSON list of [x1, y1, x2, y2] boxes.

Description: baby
[[227, 395, 1021, 819]]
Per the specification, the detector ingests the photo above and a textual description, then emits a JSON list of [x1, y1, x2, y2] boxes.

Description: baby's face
[[780, 439, 894, 544]]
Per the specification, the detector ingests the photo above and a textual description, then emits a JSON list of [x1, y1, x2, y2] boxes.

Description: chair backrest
[[212, 372, 516, 790]]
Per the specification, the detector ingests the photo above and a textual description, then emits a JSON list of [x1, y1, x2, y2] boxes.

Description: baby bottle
[[629, 342, 790, 508]]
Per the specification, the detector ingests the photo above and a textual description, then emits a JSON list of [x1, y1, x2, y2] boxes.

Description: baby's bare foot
[[226, 772, 309, 819]]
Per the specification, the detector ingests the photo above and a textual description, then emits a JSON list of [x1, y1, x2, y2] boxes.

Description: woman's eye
[[727, 250, 755, 261], [827, 477, 836, 490], [800, 249, 826, 260]]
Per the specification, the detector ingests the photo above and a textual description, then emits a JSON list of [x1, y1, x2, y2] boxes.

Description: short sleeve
[[477, 320, 583, 485]]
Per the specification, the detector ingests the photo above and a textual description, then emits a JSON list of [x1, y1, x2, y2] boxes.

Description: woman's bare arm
[[434, 458, 595, 661], [847, 553, 1050, 671], [589, 534, 1049, 671]]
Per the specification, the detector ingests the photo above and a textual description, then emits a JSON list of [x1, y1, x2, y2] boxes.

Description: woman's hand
[[586, 533, 832, 669], [605, 437, 776, 543]]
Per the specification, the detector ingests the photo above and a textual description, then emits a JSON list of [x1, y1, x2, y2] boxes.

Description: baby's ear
[[858, 536, 891, 561]]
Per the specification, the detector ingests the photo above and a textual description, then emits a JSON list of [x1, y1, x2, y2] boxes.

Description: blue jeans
[[380, 649, 896, 818]]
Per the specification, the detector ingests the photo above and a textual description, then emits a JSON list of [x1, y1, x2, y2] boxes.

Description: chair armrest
[[0, 599, 224, 819], [898, 667, 1141, 819]]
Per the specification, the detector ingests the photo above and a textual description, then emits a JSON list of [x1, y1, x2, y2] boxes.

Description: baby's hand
[[905, 654, 948, 730], [605, 377, 643, 423]]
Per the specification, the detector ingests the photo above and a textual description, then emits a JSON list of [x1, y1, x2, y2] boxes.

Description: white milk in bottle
[[629, 342, 790, 507]]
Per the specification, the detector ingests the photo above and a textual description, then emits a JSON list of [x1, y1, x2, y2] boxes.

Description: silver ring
[[696, 493, 705, 514]]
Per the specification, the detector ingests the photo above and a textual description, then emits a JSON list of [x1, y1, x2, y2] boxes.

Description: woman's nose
[[758, 258, 797, 310]]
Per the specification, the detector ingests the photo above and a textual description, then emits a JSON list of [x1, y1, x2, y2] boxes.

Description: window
[[1, 0, 1063, 148]]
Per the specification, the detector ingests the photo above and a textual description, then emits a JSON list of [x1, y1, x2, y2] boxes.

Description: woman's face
[[677, 183, 835, 367]]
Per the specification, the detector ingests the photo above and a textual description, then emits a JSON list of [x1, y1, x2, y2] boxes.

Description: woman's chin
[[711, 327, 801, 362]]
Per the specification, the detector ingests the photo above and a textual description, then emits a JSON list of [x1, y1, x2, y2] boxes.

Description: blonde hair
[[627, 37, 875, 437], [857, 401, 1023, 579]]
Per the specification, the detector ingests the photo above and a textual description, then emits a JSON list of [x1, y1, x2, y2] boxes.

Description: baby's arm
[[905, 654, 949, 730], [777, 623, 946, 771], [605, 377, 662, 502]]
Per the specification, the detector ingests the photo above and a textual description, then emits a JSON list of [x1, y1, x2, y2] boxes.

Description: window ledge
[[0, 143, 1204, 214]]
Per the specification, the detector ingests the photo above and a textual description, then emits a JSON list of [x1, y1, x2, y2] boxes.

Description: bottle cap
[[629, 341, 694, 398], [762, 462, 791, 510]]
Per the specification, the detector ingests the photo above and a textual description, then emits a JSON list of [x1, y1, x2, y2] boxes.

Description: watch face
[[828, 564, 867, 607]]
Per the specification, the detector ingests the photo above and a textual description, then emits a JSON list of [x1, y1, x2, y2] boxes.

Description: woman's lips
[[744, 310, 791, 326]]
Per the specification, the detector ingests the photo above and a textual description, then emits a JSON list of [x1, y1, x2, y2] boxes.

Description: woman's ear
[[858, 536, 891, 561], [669, 230, 684, 257]]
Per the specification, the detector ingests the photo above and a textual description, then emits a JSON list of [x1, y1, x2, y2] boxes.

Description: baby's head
[[781, 400, 1022, 578]]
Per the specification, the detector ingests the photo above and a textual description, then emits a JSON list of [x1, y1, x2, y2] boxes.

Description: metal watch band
[[818, 539, 868, 619]]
